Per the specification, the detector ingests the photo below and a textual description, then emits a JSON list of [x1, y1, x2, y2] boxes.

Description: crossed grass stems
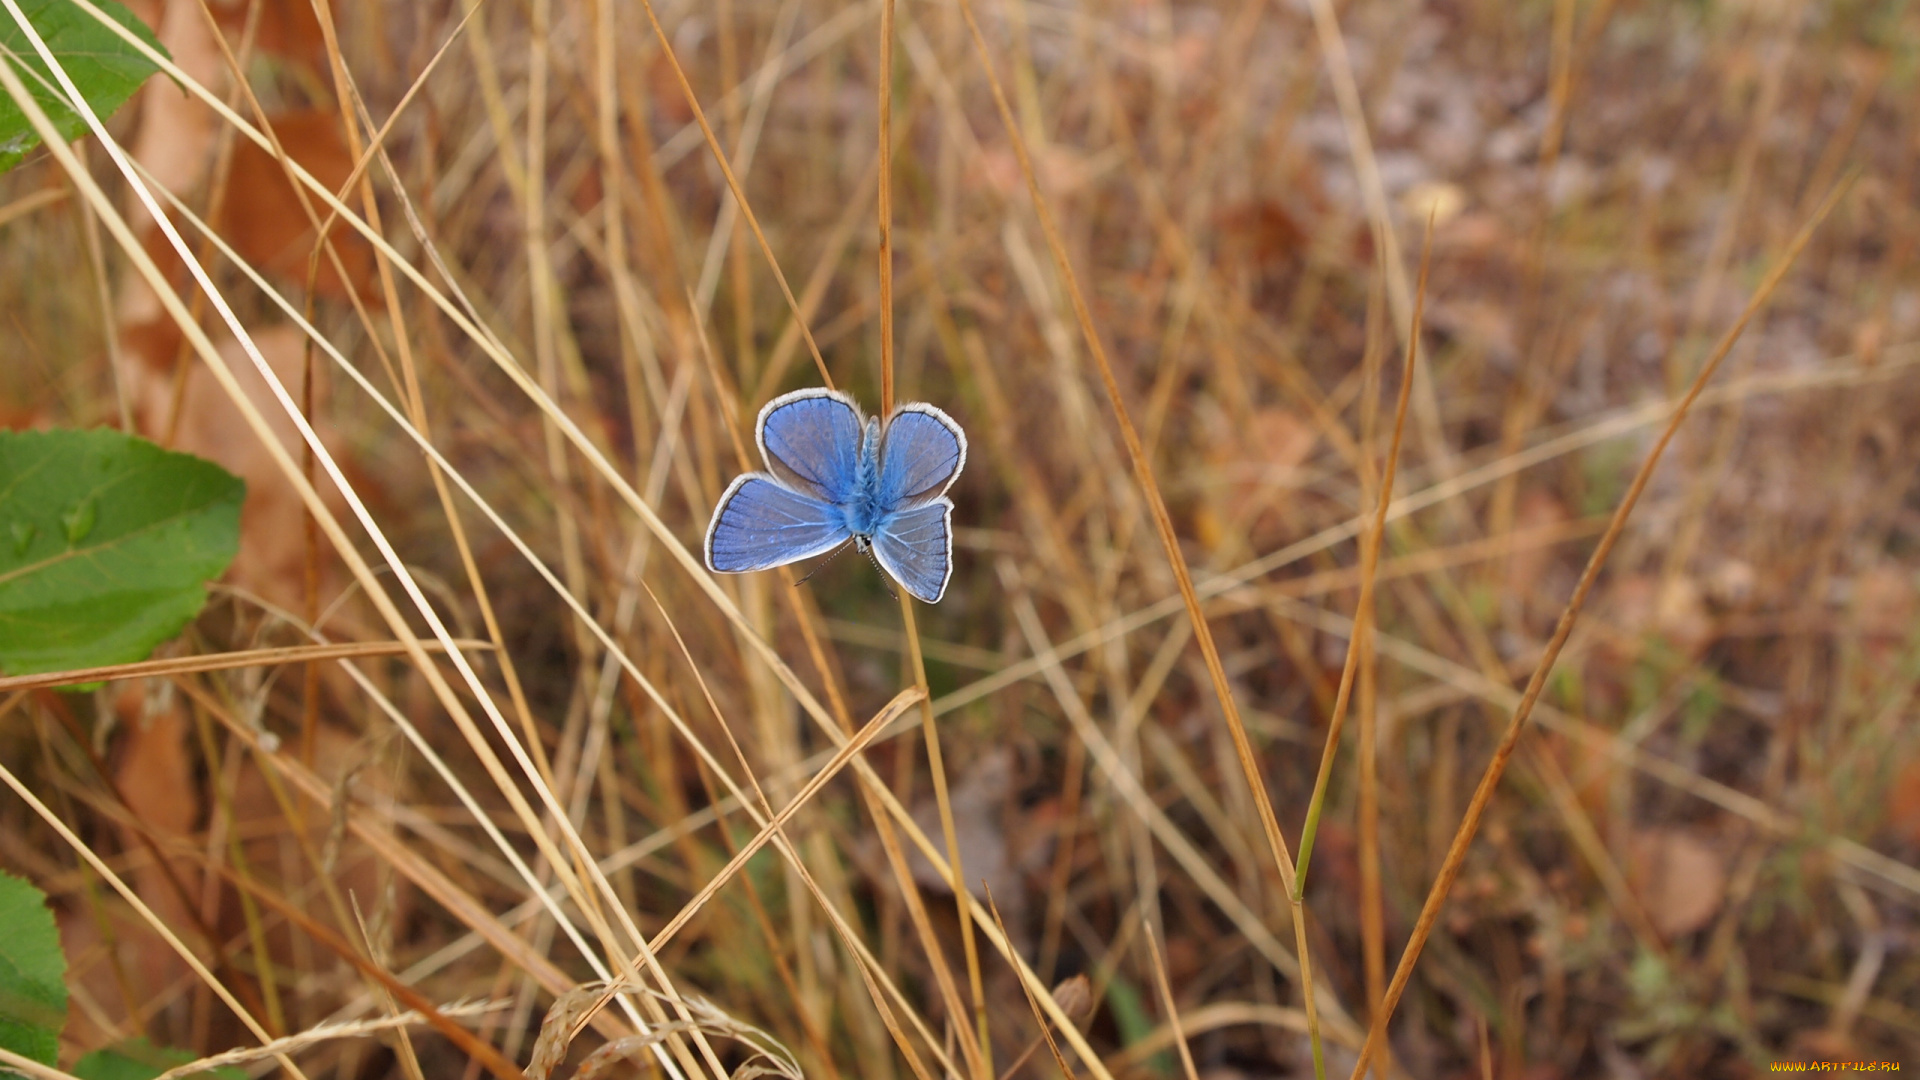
[[0, 0, 1878, 1078]]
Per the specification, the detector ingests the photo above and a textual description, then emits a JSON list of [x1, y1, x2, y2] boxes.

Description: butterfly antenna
[[795, 539, 855, 587], [860, 544, 899, 602]]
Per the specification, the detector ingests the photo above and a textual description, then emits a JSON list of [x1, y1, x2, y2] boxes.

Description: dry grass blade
[[1300, 0, 1443, 467], [1345, 174, 1858, 1080], [0, 639, 492, 693], [0, 186, 65, 227], [1143, 925, 1201, 1080], [1476, 1015, 1493, 1080], [899, 590, 992, 1080], [1112, 1003, 1314, 1069], [877, 0, 896, 414], [1293, 216, 1434, 895], [0, 1047, 78, 1080], [154, 1001, 509, 1080], [993, 976, 1093, 1080], [986, 888, 1075, 1080]]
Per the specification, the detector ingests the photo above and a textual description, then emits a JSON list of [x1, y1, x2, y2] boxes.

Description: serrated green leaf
[[0, 0, 169, 175], [0, 428, 243, 683], [72, 1037, 245, 1080], [0, 870, 66, 1075]]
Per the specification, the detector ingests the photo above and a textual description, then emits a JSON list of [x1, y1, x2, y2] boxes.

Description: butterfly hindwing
[[870, 498, 954, 604], [876, 404, 966, 508], [705, 475, 851, 573], [758, 389, 866, 503]]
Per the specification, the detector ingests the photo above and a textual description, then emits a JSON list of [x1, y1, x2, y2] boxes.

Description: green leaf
[[0, 0, 169, 175], [0, 428, 244, 683], [72, 1037, 245, 1080], [1104, 977, 1173, 1077], [0, 869, 66, 1075]]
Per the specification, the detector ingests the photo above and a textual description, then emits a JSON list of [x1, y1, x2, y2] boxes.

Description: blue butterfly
[[704, 388, 968, 603]]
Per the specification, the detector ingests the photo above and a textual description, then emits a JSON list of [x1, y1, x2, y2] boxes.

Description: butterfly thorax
[[843, 417, 885, 543]]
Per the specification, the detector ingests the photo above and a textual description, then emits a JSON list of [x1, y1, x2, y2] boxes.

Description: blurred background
[[2, 0, 1918, 1076]]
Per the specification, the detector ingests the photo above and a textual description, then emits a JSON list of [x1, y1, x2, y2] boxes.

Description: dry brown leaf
[[215, 110, 379, 303], [903, 747, 1057, 951], [116, 16, 370, 333], [1626, 828, 1727, 939], [907, 747, 1021, 908], [123, 324, 346, 611], [205, 0, 329, 70], [125, 0, 222, 215], [107, 681, 202, 996], [1215, 200, 1308, 270]]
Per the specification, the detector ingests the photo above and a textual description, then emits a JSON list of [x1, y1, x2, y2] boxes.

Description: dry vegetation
[[3, 0, 1920, 1077]]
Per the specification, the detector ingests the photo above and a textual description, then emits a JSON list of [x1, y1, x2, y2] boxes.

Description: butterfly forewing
[[705, 475, 851, 572], [877, 405, 967, 508], [870, 498, 955, 603], [758, 389, 865, 503]]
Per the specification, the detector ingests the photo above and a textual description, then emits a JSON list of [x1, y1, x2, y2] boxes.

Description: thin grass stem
[[1292, 217, 1434, 895]]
